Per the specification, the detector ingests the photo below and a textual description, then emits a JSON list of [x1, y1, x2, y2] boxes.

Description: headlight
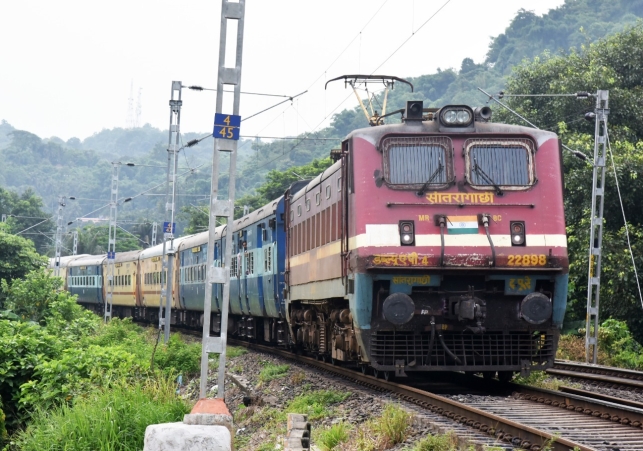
[[456, 110, 471, 124], [444, 110, 457, 124], [439, 105, 474, 127]]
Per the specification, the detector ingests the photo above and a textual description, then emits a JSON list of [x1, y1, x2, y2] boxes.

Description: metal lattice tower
[[586, 90, 609, 363], [72, 230, 78, 255], [159, 81, 182, 343], [152, 222, 158, 246], [106, 162, 120, 322], [201, 0, 246, 399], [53, 196, 66, 277]]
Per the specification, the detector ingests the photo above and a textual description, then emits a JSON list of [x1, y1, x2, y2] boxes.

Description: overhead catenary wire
[[247, 1, 453, 171], [477, 87, 589, 161], [605, 130, 643, 311]]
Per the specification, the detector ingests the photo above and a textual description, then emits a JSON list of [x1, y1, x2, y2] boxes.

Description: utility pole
[[586, 90, 609, 363], [159, 81, 182, 343], [106, 162, 120, 322], [200, 0, 246, 399], [53, 196, 66, 277]]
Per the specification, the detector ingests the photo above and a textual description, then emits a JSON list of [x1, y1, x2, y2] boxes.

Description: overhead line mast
[[159, 81, 182, 343], [200, 0, 246, 400]]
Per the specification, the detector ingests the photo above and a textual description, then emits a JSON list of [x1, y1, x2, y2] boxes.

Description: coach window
[[326, 185, 331, 199], [305, 198, 311, 211], [464, 138, 535, 190], [381, 136, 454, 190], [297, 205, 302, 217], [315, 192, 320, 205], [337, 177, 341, 192]]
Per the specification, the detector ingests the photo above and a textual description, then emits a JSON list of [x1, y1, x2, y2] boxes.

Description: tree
[[0, 224, 47, 308], [498, 25, 643, 341]]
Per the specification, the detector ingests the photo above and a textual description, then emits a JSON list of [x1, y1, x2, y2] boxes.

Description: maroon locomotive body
[[285, 103, 568, 380]]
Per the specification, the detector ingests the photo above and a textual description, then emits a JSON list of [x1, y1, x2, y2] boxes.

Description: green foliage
[[13, 376, 190, 451], [68, 224, 143, 254], [226, 345, 248, 358], [2, 269, 65, 323], [0, 398, 6, 445], [316, 421, 351, 451], [19, 345, 140, 412], [598, 319, 643, 368], [411, 431, 459, 451], [372, 403, 412, 446], [513, 370, 560, 390], [284, 390, 350, 422], [0, 320, 60, 429], [152, 334, 202, 376], [0, 226, 46, 304], [259, 364, 290, 383], [499, 25, 643, 342], [0, 187, 53, 254]]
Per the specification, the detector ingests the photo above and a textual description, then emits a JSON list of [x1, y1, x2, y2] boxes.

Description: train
[[52, 100, 568, 381]]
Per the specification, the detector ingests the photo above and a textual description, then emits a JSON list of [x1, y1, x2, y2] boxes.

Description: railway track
[[227, 340, 643, 450], [549, 360, 643, 392]]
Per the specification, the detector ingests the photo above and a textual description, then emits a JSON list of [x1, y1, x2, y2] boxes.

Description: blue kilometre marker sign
[[213, 113, 241, 140]]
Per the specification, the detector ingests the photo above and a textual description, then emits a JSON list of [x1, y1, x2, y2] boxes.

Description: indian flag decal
[[447, 215, 479, 235]]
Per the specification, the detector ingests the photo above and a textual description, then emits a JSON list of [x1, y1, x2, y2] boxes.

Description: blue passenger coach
[[67, 254, 106, 310]]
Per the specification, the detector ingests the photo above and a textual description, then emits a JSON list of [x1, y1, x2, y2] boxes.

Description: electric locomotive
[[285, 99, 568, 380]]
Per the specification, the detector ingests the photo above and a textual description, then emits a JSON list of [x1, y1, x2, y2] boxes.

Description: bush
[[2, 269, 66, 324], [152, 334, 202, 376], [13, 376, 190, 451], [20, 345, 141, 412], [0, 320, 60, 429]]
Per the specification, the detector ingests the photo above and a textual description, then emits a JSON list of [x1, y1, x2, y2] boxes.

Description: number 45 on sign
[[213, 113, 241, 141]]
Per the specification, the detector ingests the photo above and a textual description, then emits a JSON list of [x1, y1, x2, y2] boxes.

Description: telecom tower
[[136, 88, 142, 127]]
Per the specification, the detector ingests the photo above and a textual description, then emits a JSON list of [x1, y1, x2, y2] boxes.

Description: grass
[[411, 431, 459, 451], [13, 375, 190, 451], [227, 346, 248, 358], [290, 371, 305, 385], [285, 390, 351, 421], [351, 403, 413, 450], [513, 370, 561, 391], [316, 421, 351, 450], [259, 363, 290, 382], [374, 403, 412, 446]]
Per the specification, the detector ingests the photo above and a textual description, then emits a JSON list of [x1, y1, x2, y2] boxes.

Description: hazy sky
[[1, 0, 565, 142]]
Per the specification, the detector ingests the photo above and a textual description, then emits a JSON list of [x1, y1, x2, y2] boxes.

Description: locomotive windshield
[[465, 138, 535, 190], [381, 136, 453, 190]]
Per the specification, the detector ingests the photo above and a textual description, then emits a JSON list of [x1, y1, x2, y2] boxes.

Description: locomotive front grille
[[370, 330, 555, 369]]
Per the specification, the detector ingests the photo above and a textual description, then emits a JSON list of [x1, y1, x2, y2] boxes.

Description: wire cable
[[605, 130, 643, 311], [369, 0, 452, 74]]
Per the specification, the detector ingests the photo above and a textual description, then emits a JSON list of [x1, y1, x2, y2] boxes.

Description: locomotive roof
[[346, 116, 557, 147], [291, 159, 342, 203]]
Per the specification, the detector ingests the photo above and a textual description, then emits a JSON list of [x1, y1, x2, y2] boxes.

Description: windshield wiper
[[473, 158, 503, 196], [416, 159, 444, 196]]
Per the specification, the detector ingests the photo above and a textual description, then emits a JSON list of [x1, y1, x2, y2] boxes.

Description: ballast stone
[[143, 422, 231, 451]]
